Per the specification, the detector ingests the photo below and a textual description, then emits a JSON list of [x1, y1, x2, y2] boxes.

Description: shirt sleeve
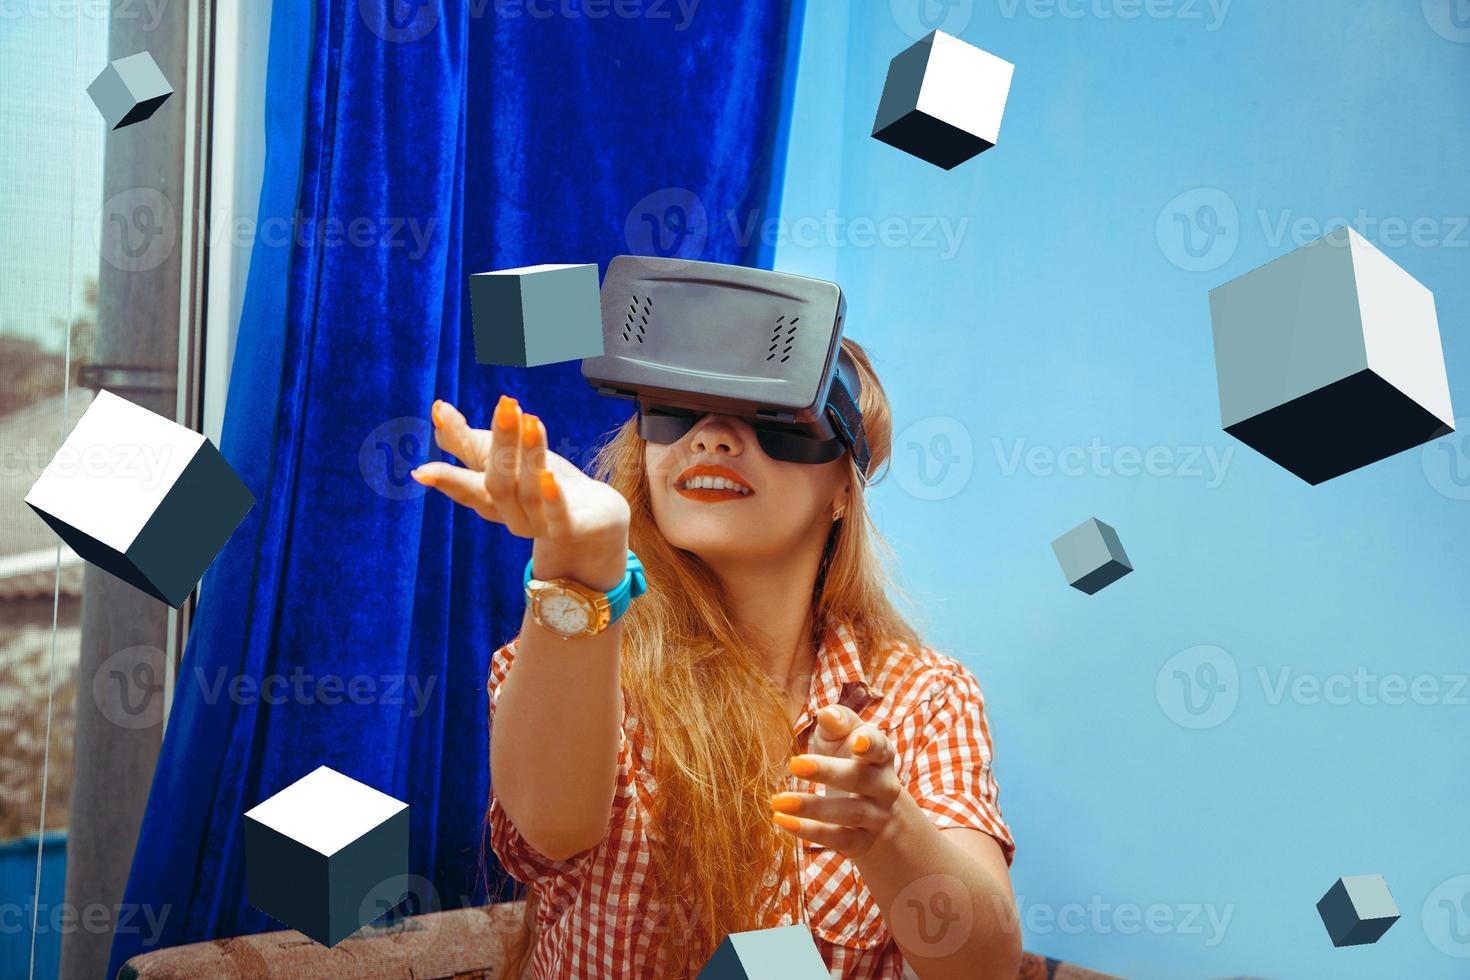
[[905, 660, 1016, 866], [485, 635, 638, 885]]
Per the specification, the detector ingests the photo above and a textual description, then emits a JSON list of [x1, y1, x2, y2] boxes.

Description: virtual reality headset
[[580, 256, 872, 481]]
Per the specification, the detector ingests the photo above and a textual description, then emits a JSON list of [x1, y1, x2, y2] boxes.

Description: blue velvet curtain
[[108, 0, 804, 972]]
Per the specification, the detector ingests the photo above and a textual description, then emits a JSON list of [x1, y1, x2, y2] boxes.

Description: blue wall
[[778, 3, 1470, 978]]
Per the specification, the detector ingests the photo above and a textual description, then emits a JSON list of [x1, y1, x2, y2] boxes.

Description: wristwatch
[[523, 550, 646, 639]]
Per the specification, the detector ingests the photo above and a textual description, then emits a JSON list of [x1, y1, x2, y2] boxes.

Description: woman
[[411, 339, 1019, 979]]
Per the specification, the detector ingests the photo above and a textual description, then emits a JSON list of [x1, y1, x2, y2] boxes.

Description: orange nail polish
[[521, 413, 540, 448], [788, 756, 818, 778], [494, 395, 520, 432], [772, 812, 801, 831], [852, 733, 871, 754], [538, 469, 558, 502], [770, 793, 801, 813], [430, 400, 443, 427]]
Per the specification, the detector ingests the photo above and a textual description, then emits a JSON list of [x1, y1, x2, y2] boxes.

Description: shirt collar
[[792, 618, 885, 737]]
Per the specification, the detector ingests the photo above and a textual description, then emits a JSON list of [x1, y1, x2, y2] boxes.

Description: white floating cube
[[87, 51, 173, 130], [23, 389, 254, 607], [698, 924, 829, 978], [1317, 873, 1400, 947], [1051, 518, 1133, 595], [1209, 227, 1454, 484], [244, 766, 410, 948], [871, 30, 1015, 170], [467, 263, 604, 368]]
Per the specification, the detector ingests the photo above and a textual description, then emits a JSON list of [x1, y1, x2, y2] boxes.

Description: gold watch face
[[537, 586, 594, 637]]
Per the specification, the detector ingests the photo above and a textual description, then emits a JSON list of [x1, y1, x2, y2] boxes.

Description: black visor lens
[[754, 427, 847, 465], [638, 408, 846, 464], [637, 409, 697, 444]]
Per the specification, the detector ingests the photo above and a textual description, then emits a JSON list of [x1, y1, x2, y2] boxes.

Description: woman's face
[[644, 413, 850, 565]]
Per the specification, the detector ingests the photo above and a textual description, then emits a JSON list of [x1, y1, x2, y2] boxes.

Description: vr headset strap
[[825, 368, 872, 482]]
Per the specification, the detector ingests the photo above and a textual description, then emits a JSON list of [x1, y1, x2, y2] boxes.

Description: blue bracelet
[[524, 549, 646, 626]]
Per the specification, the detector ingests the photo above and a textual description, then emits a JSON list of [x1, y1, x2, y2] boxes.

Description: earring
[[832, 505, 846, 522]]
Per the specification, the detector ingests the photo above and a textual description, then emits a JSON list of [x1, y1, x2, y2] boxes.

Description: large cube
[[1209, 227, 1454, 484], [697, 924, 829, 978], [87, 51, 173, 130], [467, 263, 604, 368], [23, 389, 254, 608], [1316, 874, 1400, 947], [1051, 518, 1132, 595], [871, 30, 1014, 170], [244, 766, 410, 948]]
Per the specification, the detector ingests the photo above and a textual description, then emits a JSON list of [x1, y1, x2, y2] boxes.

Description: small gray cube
[[244, 766, 410, 948], [697, 924, 829, 978], [87, 51, 173, 130], [1317, 874, 1400, 947], [871, 30, 1015, 170], [1051, 518, 1132, 595], [24, 389, 254, 608], [468, 263, 604, 368], [1209, 226, 1454, 484]]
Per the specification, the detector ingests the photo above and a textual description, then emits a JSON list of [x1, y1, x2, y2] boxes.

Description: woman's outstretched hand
[[770, 704, 902, 860], [412, 395, 631, 555]]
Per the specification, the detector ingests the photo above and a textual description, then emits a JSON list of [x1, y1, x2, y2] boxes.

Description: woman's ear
[[831, 482, 851, 522]]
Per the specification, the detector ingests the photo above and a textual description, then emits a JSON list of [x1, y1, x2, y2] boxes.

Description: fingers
[[808, 708, 893, 767], [423, 396, 579, 543], [529, 429, 573, 541], [484, 395, 532, 535], [430, 399, 493, 471], [810, 704, 862, 751], [411, 461, 500, 522], [788, 727, 897, 802], [848, 724, 895, 768], [770, 792, 887, 834], [770, 810, 865, 854], [516, 412, 550, 534]]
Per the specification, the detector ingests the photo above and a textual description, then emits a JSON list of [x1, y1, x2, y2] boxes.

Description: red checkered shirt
[[486, 618, 1015, 978]]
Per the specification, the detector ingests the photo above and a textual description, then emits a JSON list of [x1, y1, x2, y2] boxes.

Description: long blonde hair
[[487, 338, 927, 978]]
